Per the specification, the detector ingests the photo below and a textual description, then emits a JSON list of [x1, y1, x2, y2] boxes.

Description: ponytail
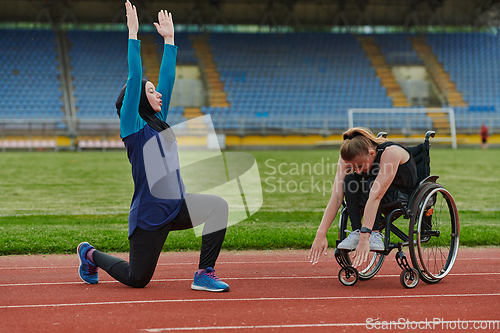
[[340, 127, 387, 161]]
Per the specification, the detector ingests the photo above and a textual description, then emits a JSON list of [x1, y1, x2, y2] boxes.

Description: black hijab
[[115, 79, 170, 133]]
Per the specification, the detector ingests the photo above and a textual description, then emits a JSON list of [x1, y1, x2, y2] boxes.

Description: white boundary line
[[141, 320, 500, 332], [1, 258, 499, 270], [1, 293, 499, 309], [1, 272, 500, 288], [0, 260, 307, 270], [0, 276, 328, 287], [142, 323, 368, 331]]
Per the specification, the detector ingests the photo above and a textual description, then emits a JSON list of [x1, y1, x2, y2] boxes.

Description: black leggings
[[343, 174, 411, 231], [92, 193, 228, 288]]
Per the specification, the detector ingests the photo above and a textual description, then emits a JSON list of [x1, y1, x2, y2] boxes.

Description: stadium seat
[[0, 29, 64, 126]]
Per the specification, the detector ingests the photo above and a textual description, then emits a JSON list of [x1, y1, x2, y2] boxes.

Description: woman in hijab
[[77, 0, 229, 292]]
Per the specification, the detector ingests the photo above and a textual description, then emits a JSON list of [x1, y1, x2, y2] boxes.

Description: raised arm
[[308, 157, 349, 265], [119, 0, 144, 138], [154, 9, 177, 121]]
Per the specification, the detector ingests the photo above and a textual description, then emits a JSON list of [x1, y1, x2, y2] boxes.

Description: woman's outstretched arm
[[308, 157, 348, 265], [120, 0, 144, 138], [154, 9, 177, 122]]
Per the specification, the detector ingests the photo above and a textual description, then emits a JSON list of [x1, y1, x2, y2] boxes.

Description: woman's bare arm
[[309, 157, 349, 265]]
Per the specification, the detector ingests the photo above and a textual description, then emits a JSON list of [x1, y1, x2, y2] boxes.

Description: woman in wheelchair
[[309, 127, 418, 268]]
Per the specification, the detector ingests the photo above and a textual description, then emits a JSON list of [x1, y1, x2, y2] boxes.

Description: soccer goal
[[347, 108, 457, 149]]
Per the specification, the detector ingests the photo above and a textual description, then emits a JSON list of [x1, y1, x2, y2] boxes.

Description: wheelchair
[[334, 131, 460, 288]]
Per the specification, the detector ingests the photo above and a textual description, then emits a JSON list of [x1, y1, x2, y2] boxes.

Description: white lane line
[[1, 293, 499, 309], [143, 323, 367, 331], [1, 272, 499, 287], [1, 257, 499, 270], [141, 320, 500, 332], [0, 276, 327, 287], [0, 261, 307, 270]]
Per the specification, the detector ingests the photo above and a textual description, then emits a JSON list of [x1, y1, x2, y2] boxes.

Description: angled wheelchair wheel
[[358, 251, 385, 281], [408, 182, 460, 284], [338, 208, 385, 280], [338, 249, 385, 281], [400, 268, 419, 289], [339, 266, 359, 286]]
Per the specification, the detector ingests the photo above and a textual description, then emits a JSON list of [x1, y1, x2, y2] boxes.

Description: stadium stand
[[203, 33, 435, 134], [156, 32, 198, 65], [67, 30, 128, 121], [1, 26, 499, 146], [376, 33, 423, 66], [67, 30, 186, 128], [0, 29, 65, 126], [427, 33, 500, 131]]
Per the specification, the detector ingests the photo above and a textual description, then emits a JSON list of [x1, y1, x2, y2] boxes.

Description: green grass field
[[1, 148, 499, 255]]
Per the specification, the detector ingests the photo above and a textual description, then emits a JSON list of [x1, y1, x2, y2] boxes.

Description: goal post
[[347, 108, 457, 149]]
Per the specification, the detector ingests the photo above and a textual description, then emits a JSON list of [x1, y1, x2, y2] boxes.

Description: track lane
[[1, 249, 499, 333]]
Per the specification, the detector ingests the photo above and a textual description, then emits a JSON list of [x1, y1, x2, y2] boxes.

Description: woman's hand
[[154, 10, 174, 45], [308, 235, 328, 265], [125, 0, 139, 40], [351, 234, 370, 267]]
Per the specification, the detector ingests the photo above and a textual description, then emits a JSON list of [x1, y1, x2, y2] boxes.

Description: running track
[[1, 248, 499, 332]]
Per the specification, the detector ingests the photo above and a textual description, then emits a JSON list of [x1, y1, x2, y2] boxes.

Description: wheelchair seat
[[407, 142, 431, 185]]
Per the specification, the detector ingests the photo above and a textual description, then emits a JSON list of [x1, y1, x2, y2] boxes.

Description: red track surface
[[1, 248, 499, 332]]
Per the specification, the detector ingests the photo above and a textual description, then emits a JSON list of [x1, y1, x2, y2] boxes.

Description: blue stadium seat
[[427, 33, 499, 129], [207, 33, 398, 131], [0, 29, 64, 123], [67, 31, 192, 125]]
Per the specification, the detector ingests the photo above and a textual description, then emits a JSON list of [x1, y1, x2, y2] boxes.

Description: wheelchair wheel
[[339, 266, 359, 286], [408, 182, 460, 284], [338, 208, 385, 280], [400, 268, 419, 289]]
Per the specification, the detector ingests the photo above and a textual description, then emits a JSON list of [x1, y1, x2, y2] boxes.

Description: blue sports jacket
[[119, 39, 184, 237]]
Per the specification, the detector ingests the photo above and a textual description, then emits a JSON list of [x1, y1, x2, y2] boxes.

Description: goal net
[[347, 108, 457, 149]]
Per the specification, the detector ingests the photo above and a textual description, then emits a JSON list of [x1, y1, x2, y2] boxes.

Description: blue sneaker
[[77, 242, 98, 285], [191, 267, 229, 292]]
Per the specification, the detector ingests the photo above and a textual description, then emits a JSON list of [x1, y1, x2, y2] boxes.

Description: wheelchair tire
[[400, 268, 419, 289], [337, 207, 385, 280], [338, 266, 359, 286], [408, 182, 460, 284]]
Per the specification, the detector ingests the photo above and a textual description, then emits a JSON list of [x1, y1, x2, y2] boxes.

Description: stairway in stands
[[188, 35, 231, 134], [183, 107, 207, 135], [140, 34, 160, 87], [141, 34, 203, 133], [410, 36, 466, 134], [190, 35, 230, 109], [410, 37, 466, 107], [358, 36, 411, 107]]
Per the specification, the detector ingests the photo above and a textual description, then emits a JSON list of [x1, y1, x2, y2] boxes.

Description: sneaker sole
[[337, 246, 384, 251], [191, 284, 229, 292], [337, 244, 358, 250], [77, 242, 97, 285]]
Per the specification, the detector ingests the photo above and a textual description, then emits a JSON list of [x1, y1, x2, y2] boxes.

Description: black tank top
[[361, 141, 418, 192]]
